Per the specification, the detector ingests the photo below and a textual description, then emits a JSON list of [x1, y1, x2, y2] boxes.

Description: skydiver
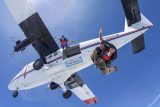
[[55, 35, 74, 49], [92, 28, 118, 74]]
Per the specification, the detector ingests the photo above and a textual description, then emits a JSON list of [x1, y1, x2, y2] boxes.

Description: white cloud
[[30, 0, 44, 5], [147, 94, 160, 107]]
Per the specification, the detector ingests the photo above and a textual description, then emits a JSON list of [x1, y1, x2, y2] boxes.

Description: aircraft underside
[[4, 0, 152, 104]]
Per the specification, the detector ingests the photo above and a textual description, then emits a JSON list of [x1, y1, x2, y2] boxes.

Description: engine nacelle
[[14, 39, 29, 52], [14, 36, 39, 52]]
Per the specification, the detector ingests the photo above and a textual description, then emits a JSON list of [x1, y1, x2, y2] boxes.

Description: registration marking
[[65, 57, 83, 67]]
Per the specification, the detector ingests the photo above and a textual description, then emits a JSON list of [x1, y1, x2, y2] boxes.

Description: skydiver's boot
[[100, 67, 109, 74], [101, 66, 118, 75]]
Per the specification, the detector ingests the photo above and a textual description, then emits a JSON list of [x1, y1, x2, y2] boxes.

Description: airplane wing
[[65, 73, 97, 104], [4, 0, 59, 58], [121, 0, 145, 53]]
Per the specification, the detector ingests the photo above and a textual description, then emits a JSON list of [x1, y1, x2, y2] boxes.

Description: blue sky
[[0, 0, 160, 107]]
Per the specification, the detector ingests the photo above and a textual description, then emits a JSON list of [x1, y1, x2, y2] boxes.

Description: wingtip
[[84, 97, 98, 104]]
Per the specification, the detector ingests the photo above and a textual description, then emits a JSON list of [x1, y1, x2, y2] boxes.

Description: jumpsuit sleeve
[[93, 47, 101, 62]]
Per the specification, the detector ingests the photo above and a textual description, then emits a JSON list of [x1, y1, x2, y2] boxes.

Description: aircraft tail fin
[[124, 13, 153, 53], [124, 13, 153, 32], [121, 0, 153, 53]]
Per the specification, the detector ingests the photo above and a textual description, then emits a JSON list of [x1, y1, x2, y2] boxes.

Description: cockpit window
[[63, 44, 81, 59]]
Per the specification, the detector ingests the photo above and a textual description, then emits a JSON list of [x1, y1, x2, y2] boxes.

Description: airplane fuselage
[[8, 24, 152, 91]]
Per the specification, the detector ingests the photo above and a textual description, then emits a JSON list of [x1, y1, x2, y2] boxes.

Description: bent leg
[[100, 67, 110, 74], [98, 60, 118, 75]]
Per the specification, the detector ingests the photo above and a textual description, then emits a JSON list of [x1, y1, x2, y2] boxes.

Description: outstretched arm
[[68, 40, 75, 43], [99, 28, 103, 42], [54, 35, 76, 42]]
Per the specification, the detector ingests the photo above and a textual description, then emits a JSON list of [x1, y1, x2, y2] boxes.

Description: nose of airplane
[[8, 81, 15, 90], [8, 69, 24, 90], [8, 78, 19, 91]]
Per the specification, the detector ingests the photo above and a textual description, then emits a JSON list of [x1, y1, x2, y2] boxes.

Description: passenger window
[[48, 55, 52, 58], [54, 52, 58, 56]]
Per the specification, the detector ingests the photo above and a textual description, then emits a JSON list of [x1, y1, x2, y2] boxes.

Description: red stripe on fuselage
[[24, 65, 28, 78]]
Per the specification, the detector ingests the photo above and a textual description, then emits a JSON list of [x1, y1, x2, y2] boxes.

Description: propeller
[[9, 37, 25, 58]]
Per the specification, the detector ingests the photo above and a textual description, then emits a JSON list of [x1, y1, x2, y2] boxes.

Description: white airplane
[[5, 0, 153, 104]]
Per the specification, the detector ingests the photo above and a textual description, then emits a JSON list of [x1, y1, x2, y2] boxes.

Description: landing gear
[[12, 90, 18, 98], [33, 59, 44, 70], [59, 84, 72, 99], [49, 82, 59, 90], [63, 90, 72, 99]]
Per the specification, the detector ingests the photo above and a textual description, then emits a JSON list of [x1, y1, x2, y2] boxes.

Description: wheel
[[50, 82, 59, 90], [63, 90, 72, 99], [33, 59, 44, 70], [13, 91, 18, 98]]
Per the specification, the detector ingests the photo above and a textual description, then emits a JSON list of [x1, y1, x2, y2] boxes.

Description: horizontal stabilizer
[[131, 34, 145, 53], [121, 0, 141, 26], [121, 0, 153, 54]]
